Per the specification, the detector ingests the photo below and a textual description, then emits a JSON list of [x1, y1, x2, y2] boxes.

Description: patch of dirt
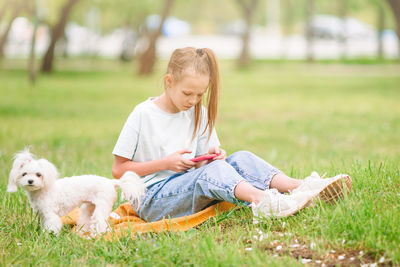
[[258, 237, 393, 266]]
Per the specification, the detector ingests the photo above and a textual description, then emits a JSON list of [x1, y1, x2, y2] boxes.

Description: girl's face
[[165, 71, 209, 112]]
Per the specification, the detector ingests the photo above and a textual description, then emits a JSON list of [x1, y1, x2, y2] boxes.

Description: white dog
[[7, 149, 146, 236]]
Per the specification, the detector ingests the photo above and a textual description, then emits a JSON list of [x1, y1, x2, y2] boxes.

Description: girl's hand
[[164, 149, 196, 173], [208, 147, 227, 161]]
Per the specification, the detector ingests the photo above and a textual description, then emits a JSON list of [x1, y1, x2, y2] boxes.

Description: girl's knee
[[195, 160, 236, 185], [226, 150, 255, 164], [206, 158, 232, 170]]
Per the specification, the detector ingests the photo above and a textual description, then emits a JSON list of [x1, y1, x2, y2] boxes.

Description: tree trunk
[[305, 0, 315, 62], [237, 0, 258, 67], [386, 0, 400, 60], [0, 10, 18, 58], [239, 12, 251, 66], [41, 0, 80, 73], [377, 3, 385, 60], [138, 0, 174, 75], [119, 25, 137, 62]]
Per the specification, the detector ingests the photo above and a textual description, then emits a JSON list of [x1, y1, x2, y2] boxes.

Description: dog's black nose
[[28, 180, 33, 185]]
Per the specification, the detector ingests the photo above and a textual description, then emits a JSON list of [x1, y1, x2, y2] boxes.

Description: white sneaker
[[291, 172, 352, 204], [251, 188, 312, 221]]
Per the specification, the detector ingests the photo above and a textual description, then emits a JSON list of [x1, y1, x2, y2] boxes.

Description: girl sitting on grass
[[111, 47, 352, 222]]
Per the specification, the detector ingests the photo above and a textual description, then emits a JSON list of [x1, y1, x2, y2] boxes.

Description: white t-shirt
[[113, 97, 220, 187]]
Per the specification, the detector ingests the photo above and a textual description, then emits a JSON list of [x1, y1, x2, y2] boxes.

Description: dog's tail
[[114, 171, 146, 209]]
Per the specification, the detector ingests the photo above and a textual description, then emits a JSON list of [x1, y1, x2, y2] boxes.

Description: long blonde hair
[[165, 47, 220, 140]]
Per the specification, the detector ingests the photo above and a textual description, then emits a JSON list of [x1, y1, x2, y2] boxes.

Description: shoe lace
[[310, 171, 327, 179], [265, 188, 281, 214], [290, 171, 326, 195]]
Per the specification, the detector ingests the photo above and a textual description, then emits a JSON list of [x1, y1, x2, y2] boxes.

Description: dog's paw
[[42, 227, 61, 236]]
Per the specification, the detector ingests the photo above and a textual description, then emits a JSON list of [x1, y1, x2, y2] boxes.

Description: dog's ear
[[8, 149, 35, 192], [13, 149, 34, 169], [7, 167, 19, 193], [38, 158, 59, 188]]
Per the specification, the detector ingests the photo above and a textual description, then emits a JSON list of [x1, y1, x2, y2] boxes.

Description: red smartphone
[[190, 153, 218, 162]]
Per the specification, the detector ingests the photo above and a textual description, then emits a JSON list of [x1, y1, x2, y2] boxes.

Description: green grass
[[1, 59, 399, 266]]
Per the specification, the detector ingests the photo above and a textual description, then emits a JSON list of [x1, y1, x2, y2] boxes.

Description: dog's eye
[[36, 173, 42, 177], [22, 172, 27, 177]]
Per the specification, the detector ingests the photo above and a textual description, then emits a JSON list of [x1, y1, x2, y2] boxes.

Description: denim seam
[[152, 167, 210, 199], [197, 176, 230, 190], [139, 183, 161, 210], [153, 186, 195, 200], [153, 166, 211, 199]]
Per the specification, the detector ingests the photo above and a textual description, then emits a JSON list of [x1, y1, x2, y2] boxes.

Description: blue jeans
[[136, 151, 281, 222]]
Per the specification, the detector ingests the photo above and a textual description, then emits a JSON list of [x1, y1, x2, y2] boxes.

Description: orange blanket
[[61, 201, 237, 240]]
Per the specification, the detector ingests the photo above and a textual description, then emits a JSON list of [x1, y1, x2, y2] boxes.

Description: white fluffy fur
[[7, 149, 146, 236]]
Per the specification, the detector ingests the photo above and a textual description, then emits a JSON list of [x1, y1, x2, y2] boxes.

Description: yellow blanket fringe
[[61, 201, 237, 240]]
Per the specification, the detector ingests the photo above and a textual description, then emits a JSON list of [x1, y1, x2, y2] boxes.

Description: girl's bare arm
[[112, 150, 196, 179], [112, 155, 168, 178]]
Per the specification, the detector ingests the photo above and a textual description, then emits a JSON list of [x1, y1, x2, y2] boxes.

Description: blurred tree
[[0, 0, 11, 22], [29, 0, 40, 83], [0, 0, 33, 58], [236, 0, 258, 67], [362, 0, 390, 59], [137, 0, 174, 75], [376, 1, 385, 59], [93, 0, 159, 62], [305, 0, 315, 62], [265, 0, 280, 36], [281, 0, 293, 35], [281, 0, 292, 59], [41, 0, 80, 73], [338, 0, 348, 60], [170, 0, 241, 34], [386, 0, 400, 59]]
